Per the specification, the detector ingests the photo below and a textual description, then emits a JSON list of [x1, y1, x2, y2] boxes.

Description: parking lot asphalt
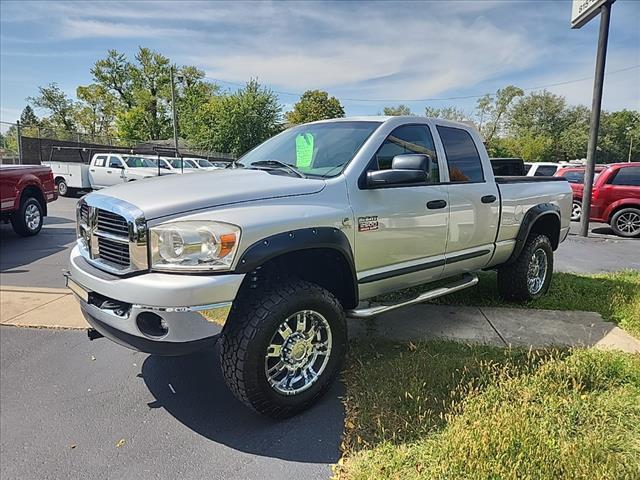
[[0, 326, 342, 480], [1, 195, 637, 288]]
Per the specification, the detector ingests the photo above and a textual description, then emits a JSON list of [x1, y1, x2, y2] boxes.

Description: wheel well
[[236, 248, 358, 309], [530, 213, 560, 249], [54, 176, 65, 185], [20, 186, 47, 216]]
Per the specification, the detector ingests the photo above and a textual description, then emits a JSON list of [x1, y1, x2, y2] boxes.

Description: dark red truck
[[0, 165, 57, 236]]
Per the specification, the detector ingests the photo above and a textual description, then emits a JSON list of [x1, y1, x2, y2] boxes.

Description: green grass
[[337, 341, 640, 480], [373, 270, 640, 338]]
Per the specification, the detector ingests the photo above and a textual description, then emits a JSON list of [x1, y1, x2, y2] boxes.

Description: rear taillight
[[591, 187, 599, 201]]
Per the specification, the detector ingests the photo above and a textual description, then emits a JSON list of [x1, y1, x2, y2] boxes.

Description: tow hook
[[87, 328, 104, 341]]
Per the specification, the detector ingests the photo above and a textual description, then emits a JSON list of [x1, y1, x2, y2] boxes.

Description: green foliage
[[383, 104, 413, 116], [338, 343, 640, 480], [424, 106, 467, 122], [75, 84, 117, 138], [193, 79, 283, 156], [286, 89, 344, 125], [27, 83, 77, 132], [476, 85, 524, 145]]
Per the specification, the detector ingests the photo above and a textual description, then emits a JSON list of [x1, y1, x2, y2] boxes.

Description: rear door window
[[437, 126, 484, 183], [94, 156, 107, 167], [609, 167, 640, 186]]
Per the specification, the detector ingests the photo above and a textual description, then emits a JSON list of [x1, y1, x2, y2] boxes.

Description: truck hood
[[126, 167, 160, 178], [90, 168, 326, 219]]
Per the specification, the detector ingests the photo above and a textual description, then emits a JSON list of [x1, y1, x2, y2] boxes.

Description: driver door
[[348, 124, 449, 299]]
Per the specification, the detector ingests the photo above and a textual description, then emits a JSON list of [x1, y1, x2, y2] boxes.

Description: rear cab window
[[436, 126, 484, 183], [534, 165, 558, 176], [562, 171, 584, 183]]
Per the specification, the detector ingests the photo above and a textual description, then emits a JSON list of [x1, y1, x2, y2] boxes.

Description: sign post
[[573, 0, 615, 237]]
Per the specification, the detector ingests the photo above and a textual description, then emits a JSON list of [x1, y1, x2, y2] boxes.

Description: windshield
[[240, 121, 381, 177], [184, 159, 198, 168], [168, 158, 195, 169], [197, 159, 214, 168], [124, 156, 157, 168]]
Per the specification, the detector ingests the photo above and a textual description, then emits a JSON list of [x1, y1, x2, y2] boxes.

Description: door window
[[94, 156, 107, 167], [562, 171, 585, 183], [609, 167, 640, 186], [374, 125, 439, 182], [437, 126, 484, 183], [109, 156, 123, 169], [534, 165, 558, 176]]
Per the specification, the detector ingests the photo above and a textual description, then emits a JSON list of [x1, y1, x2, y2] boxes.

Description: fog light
[[136, 312, 169, 338]]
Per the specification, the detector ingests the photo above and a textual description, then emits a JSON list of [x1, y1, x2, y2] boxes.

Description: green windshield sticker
[[295, 133, 314, 168]]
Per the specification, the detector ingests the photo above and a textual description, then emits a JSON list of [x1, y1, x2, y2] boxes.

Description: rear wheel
[[497, 234, 553, 302], [610, 208, 640, 238], [10, 197, 43, 236], [56, 178, 69, 197], [571, 200, 582, 222], [219, 279, 347, 418]]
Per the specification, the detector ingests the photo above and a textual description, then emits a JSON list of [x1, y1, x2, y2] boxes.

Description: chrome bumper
[[68, 245, 245, 353]]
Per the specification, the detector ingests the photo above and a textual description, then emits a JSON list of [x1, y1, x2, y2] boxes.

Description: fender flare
[[505, 203, 560, 265]]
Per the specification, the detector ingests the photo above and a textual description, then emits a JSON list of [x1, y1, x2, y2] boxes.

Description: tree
[[194, 80, 283, 156], [27, 83, 77, 133], [76, 84, 117, 139], [286, 90, 344, 125], [424, 106, 467, 122], [91, 50, 134, 108], [599, 110, 640, 162], [175, 66, 219, 141], [475, 85, 524, 143], [19, 106, 39, 126], [383, 105, 413, 116]]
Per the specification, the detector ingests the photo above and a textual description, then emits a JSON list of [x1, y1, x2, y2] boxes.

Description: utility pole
[[579, 1, 612, 237], [16, 120, 23, 165], [170, 66, 179, 154]]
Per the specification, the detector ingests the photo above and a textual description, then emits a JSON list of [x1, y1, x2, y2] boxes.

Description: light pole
[[170, 66, 179, 154]]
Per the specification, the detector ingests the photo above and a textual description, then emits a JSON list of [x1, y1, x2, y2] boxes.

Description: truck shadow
[[0, 225, 76, 272], [141, 346, 344, 464]]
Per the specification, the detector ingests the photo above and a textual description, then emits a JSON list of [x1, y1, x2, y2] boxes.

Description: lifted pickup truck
[[66, 117, 571, 417], [1, 164, 57, 236]]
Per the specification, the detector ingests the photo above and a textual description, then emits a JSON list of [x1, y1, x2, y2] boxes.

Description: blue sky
[[1, 0, 639, 126]]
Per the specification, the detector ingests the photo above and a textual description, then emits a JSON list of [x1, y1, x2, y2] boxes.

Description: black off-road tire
[[610, 207, 640, 238], [497, 234, 553, 302], [10, 196, 43, 237], [219, 279, 347, 418]]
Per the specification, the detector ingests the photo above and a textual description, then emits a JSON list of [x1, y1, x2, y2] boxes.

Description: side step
[[347, 273, 478, 319]]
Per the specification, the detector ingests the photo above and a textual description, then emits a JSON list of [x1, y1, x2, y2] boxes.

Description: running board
[[347, 273, 478, 319]]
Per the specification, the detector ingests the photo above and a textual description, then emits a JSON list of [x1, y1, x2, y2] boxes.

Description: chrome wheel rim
[[58, 182, 67, 195], [616, 211, 640, 236], [527, 248, 547, 295], [571, 202, 581, 221], [265, 310, 332, 396], [25, 204, 41, 231]]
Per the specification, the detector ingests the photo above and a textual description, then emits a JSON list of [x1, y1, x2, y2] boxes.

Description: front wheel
[[219, 279, 347, 418], [610, 208, 640, 238], [497, 234, 553, 302], [10, 197, 43, 237]]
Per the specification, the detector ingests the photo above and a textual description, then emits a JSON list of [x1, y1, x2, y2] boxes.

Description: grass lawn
[[337, 271, 640, 479]]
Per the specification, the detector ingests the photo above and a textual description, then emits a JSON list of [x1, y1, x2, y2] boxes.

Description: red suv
[[589, 163, 640, 238], [555, 165, 606, 222]]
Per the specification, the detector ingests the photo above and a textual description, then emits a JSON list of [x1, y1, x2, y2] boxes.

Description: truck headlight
[[149, 221, 240, 272]]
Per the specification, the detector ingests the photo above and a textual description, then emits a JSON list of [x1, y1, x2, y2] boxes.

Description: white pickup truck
[[66, 116, 572, 418], [44, 154, 161, 196]]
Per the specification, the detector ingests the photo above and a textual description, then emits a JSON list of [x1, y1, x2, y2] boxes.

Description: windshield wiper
[[249, 160, 306, 178]]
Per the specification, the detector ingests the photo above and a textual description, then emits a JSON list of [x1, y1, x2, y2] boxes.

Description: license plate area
[[66, 277, 90, 303]]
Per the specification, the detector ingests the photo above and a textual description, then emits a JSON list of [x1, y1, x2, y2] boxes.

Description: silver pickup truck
[[66, 116, 571, 417]]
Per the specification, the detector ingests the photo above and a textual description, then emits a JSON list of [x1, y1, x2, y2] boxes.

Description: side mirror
[[366, 154, 431, 188]]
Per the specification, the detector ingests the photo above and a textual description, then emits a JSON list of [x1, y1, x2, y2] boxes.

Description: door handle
[[89, 169, 95, 172], [107, 170, 112, 174], [427, 199, 447, 209], [481, 195, 497, 204]]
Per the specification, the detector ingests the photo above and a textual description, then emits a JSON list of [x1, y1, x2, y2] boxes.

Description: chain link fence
[[0, 121, 235, 165]]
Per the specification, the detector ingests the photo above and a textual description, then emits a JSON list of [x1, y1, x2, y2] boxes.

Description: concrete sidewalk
[[1, 286, 638, 353]]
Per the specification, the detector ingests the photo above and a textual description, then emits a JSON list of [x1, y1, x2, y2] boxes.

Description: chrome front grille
[[97, 236, 130, 267], [76, 197, 147, 275], [97, 210, 129, 237]]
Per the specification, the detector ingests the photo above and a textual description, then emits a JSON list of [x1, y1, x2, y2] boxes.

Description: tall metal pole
[[170, 66, 179, 154], [16, 121, 23, 165], [580, 1, 611, 237]]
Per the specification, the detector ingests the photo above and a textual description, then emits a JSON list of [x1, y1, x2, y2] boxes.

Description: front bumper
[[68, 245, 245, 355]]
